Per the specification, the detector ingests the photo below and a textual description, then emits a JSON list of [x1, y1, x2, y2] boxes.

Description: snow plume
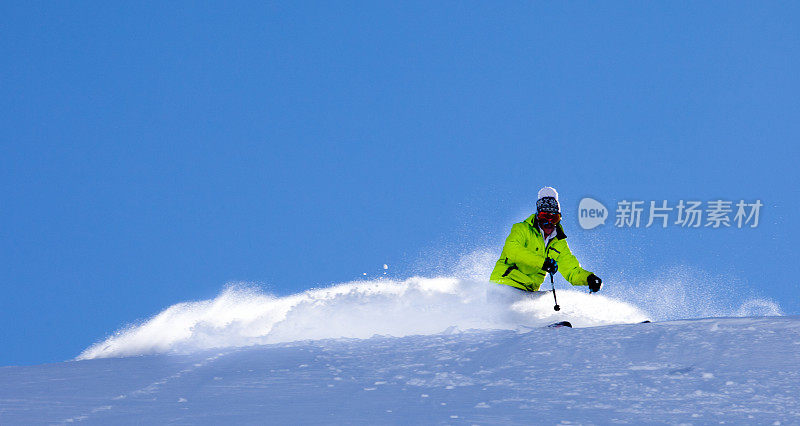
[[602, 265, 783, 321], [77, 277, 646, 360], [78, 251, 782, 360]]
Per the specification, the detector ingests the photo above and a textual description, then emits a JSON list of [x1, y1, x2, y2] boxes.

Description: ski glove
[[542, 258, 558, 274], [587, 274, 602, 293]]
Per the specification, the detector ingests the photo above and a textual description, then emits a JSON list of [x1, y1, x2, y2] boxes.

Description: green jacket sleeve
[[503, 223, 546, 271], [553, 240, 592, 286]]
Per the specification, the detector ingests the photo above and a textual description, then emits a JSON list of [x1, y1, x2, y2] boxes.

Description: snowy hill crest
[[2, 316, 799, 424]]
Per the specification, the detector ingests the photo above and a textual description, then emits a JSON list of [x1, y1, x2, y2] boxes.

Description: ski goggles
[[537, 211, 561, 225]]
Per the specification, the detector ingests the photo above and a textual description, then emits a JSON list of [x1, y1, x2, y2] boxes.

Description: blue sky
[[2, 2, 798, 366]]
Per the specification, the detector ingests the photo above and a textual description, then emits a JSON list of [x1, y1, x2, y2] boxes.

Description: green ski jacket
[[490, 214, 593, 291]]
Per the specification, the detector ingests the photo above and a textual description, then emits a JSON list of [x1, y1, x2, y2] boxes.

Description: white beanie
[[537, 186, 559, 201], [536, 186, 560, 214]]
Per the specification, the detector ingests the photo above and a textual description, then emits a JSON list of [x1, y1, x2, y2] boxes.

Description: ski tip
[[547, 321, 573, 328]]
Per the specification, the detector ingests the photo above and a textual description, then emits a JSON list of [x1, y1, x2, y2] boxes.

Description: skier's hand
[[542, 258, 558, 274], [587, 274, 602, 293]]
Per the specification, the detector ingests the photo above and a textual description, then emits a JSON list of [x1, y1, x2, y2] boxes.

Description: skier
[[490, 187, 603, 293]]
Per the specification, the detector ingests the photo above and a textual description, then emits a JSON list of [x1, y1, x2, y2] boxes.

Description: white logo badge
[[578, 198, 608, 230]]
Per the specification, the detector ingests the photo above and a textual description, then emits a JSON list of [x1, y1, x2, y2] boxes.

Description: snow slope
[[1, 264, 792, 424], [2, 316, 799, 424]]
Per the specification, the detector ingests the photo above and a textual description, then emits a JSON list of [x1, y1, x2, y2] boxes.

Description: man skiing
[[490, 187, 603, 293]]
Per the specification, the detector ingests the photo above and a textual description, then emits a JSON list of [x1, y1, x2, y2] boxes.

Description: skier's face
[[537, 211, 560, 235]]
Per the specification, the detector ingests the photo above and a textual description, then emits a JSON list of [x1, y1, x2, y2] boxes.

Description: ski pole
[[550, 273, 560, 311]]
